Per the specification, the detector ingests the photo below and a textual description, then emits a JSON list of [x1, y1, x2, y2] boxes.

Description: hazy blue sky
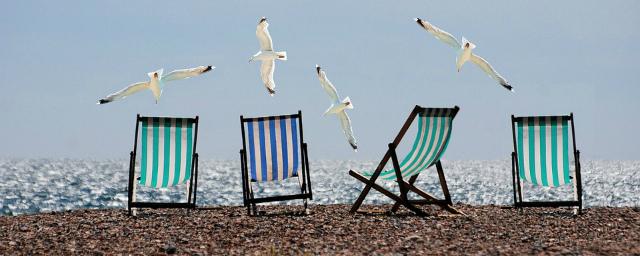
[[1, 1, 638, 160]]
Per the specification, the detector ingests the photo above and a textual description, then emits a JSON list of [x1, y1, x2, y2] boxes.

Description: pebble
[[0, 205, 638, 254]]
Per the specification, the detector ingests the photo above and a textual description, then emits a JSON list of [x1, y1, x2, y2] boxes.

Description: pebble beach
[[1, 204, 639, 255]]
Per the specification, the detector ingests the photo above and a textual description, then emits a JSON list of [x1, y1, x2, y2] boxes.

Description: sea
[[1, 159, 638, 216]]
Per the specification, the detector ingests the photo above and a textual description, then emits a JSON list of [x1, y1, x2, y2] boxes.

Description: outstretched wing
[[161, 65, 213, 82], [256, 18, 273, 51], [260, 60, 276, 95], [470, 54, 514, 92], [97, 81, 148, 104], [415, 18, 461, 49], [316, 65, 340, 103], [337, 111, 358, 151]]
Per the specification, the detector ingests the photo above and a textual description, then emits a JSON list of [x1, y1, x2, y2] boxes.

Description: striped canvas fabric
[[139, 117, 195, 188], [366, 108, 455, 181], [515, 116, 572, 187], [245, 116, 300, 182]]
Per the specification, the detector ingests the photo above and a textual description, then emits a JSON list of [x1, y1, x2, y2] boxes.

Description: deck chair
[[127, 114, 200, 216], [510, 114, 583, 213], [349, 105, 462, 216], [239, 111, 312, 216]]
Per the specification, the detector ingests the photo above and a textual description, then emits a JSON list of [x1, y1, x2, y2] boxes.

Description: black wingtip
[[97, 99, 110, 104], [415, 18, 424, 28], [203, 65, 212, 72], [259, 17, 267, 24], [316, 65, 321, 75], [502, 83, 514, 92], [267, 87, 276, 96], [351, 144, 358, 151]]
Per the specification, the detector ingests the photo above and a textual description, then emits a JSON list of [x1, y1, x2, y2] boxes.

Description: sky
[[1, 1, 638, 160]]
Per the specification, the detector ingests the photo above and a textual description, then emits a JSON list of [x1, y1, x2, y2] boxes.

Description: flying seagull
[[414, 18, 513, 92], [249, 17, 287, 96], [316, 65, 358, 151], [97, 65, 213, 104]]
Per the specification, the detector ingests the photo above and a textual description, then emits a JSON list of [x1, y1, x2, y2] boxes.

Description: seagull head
[[461, 37, 476, 50]]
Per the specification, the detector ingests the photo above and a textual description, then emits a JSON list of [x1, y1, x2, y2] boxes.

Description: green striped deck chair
[[239, 111, 312, 216], [349, 105, 462, 216], [510, 114, 583, 213], [127, 114, 200, 216]]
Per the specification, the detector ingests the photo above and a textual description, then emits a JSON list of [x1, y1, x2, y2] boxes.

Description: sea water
[[1, 159, 638, 215]]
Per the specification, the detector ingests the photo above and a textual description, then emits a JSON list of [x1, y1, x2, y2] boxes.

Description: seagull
[[316, 65, 358, 151], [414, 18, 514, 92], [97, 65, 213, 104], [249, 17, 287, 96]]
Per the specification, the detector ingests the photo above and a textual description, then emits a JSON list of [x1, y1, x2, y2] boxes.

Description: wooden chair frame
[[349, 105, 462, 216], [127, 114, 200, 216], [239, 111, 313, 216], [510, 113, 583, 213]]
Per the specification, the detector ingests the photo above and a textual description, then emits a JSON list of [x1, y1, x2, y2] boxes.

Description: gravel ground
[[1, 204, 639, 255]]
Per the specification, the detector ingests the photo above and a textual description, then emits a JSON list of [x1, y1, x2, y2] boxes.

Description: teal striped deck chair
[[127, 114, 200, 216], [510, 114, 583, 213], [349, 105, 462, 216], [239, 111, 312, 216]]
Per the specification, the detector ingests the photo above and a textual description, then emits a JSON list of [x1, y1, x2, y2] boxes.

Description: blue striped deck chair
[[127, 114, 200, 216], [349, 105, 462, 216], [239, 111, 312, 216], [510, 113, 583, 213]]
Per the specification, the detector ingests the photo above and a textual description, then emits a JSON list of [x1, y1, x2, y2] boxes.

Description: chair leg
[[400, 180, 463, 215], [349, 169, 379, 213], [130, 181, 138, 216], [391, 175, 419, 212], [350, 150, 393, 213], [350, 170, 427, 216], [435, 161, 453, 205], [252, 203, 258, 216]]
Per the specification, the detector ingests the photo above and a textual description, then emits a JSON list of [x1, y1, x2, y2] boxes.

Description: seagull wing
[[256, 18, 273, 51], [260, 60, 276, 95], [316, 66, 339, 103], [98, 81, 149, 104], [337, 111, 358, 151], [415, 18, 461, 49], [470, 54, 514, 92], [161, 65, 214, 82]]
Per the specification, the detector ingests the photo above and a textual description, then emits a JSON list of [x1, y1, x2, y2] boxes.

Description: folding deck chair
[[127, 114, 200, 216], [349, 105, 462, 215], [510, 113, 583, 213], [239, 111, 313, 216]]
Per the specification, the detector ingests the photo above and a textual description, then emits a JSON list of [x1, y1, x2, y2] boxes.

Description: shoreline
[[1, 204, 639, 255]]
